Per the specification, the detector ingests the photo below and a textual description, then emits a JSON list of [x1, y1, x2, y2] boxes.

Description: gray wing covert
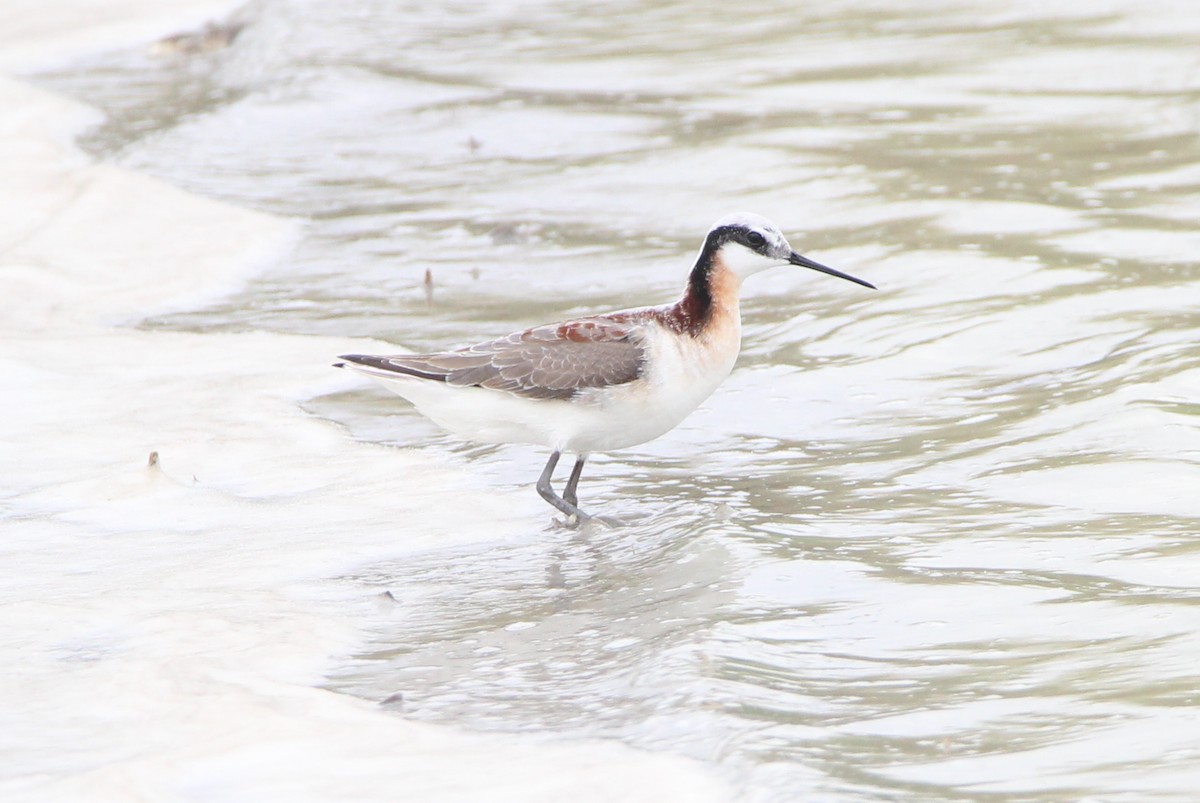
[[369, 318, 647, 400]]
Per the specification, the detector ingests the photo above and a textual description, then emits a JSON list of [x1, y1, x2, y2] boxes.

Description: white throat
[[715, 241, 786, 281]]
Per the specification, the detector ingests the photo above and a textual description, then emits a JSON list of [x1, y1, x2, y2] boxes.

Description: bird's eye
[[746, 231, 766, 247]]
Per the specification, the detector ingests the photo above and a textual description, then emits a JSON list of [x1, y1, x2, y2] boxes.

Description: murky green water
[[37, 1, 1200, 799]]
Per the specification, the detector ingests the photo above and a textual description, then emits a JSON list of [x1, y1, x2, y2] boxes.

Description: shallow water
[[35, 0, 1200, 799]]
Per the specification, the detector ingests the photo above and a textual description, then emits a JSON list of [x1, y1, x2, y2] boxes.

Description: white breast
[[559, 309, 742, 453]]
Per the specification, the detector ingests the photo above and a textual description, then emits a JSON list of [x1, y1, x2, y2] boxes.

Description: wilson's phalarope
[[336, 212, 874, 523]]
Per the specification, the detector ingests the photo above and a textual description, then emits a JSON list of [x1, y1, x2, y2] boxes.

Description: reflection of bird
[[337, 213, 874, 523]]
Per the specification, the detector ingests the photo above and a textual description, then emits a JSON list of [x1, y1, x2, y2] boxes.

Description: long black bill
[[788, 251, 876, 290]]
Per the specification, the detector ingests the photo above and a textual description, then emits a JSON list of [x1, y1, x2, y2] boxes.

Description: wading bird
[[337, 213, 874, 524]]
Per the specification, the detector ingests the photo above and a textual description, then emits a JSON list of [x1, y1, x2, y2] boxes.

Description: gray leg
[[536, 450, 587, 523], [563, 455, 587, 508]]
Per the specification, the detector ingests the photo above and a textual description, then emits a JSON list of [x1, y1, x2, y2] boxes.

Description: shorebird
[[336, 213, 874, 523]]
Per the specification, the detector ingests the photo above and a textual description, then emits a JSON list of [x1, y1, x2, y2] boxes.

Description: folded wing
[[339, 318, 647, 401]]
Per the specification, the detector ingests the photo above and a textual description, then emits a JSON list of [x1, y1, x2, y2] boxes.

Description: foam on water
[[0, 4, 732, 801]]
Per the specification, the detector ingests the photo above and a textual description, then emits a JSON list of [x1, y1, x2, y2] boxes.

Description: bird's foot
[[552, 508, 591, 530]]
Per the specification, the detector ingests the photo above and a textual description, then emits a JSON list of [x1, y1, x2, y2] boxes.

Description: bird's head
[[702, 212, 875, 289]]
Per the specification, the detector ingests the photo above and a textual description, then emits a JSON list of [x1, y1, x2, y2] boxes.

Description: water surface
[[36, 1, 1200, 799]]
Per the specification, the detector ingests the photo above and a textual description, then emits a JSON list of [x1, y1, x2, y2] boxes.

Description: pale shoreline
[[0, 3, 732, 800]]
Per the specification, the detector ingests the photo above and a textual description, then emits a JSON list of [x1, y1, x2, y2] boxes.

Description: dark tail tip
[[335, 354, 373, 369], [337, 354, 375, 368], [335, 354, 371, 371]]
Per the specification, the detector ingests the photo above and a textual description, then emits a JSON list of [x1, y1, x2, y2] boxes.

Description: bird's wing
[[340, 317, 647, 401]]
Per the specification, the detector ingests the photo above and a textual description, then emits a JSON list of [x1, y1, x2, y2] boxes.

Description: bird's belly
[[565, 382, 717, 452], [564, 321, 739, 452]]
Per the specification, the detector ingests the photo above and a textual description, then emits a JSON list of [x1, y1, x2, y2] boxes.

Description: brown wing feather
[[341, 317, 646, 401]]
